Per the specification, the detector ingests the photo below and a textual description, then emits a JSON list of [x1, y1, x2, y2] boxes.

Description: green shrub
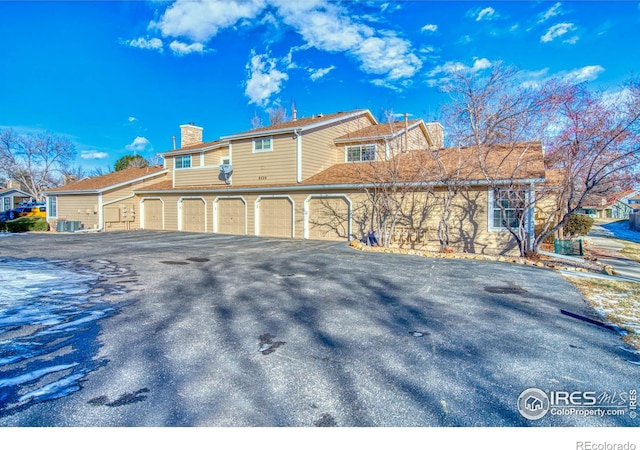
[[5, 217, 50, 233], [563, 213, 594, 238]]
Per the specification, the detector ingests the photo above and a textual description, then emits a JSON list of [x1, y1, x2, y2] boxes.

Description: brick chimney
[[180, 122, 203, 147]]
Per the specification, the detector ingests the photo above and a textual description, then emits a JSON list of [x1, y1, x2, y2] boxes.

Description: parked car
[[3, 202, 46, 220]]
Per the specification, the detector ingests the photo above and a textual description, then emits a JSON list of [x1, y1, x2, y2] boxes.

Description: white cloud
[[272, 1, 421, 87], [126, 136, 152, 153], [151, 0, 266, 42], [81, 151, 109, 160], [538, 2, 563, 23], [244, 51, 289, 107], [541, 22, 576, 43], [426, 57, 493, 87], [563, 65, 605, 84], [308, 65, 335, 81], [123, 36, 163, 52], [476, 7, 496, 21], [421, 24, 438, 32], [128, 117, 137, 123], [169, 40, 205, 55]]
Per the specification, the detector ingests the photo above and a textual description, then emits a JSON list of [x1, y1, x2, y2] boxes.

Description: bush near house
[[4, 217, 50, 233], [563, 213, 595, 238]]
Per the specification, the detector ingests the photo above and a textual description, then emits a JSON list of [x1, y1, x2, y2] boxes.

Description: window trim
[[488, 188, 527, 231], [253, 137, 273, 153], [345, 144, 376, 163], [174, 154, 192, 169], [47, 196, 57, 218], [1, 197, 9, 212]]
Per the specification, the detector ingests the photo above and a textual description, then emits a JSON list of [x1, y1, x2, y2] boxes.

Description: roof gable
[[220, 109, 375, 140], [45, 166, 167, 194]]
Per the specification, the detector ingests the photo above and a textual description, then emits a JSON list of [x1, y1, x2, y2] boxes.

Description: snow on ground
[[0, 258, 129, 416], [600, 220, 640, 244]]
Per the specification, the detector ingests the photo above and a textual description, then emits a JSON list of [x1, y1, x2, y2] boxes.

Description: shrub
[[5, 217, 50, 233], [563, 214, 594, 238]]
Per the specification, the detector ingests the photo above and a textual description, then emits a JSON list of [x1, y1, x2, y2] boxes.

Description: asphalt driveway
[[0, 231, 638, 426]]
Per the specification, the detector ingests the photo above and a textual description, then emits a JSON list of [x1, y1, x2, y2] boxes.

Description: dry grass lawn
[[569, 276, 640, 350], [616, 239, 640, 263]]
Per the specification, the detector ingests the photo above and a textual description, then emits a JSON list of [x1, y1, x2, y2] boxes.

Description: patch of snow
[[0, 258, 127, 414], [600, 221, 640, 244]]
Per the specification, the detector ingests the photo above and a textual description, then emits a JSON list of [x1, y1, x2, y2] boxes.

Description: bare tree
[[0, 129, 76, 200], [535, 79, 640, 248], [440, 63, 553, 256], [268, 105, 288, 125], [250, 111, 263, 129]]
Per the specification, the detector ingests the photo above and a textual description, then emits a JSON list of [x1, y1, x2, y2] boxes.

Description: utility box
[[554, 239, 583, 256]]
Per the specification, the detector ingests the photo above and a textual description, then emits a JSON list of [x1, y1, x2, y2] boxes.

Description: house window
[[253, 137, 272, 152], [48, 196, 57, 217], [2, 197, 9, 212], [346, 144, 376, 162], [489, 189, 526, 230], [175, 155, 191, 169]]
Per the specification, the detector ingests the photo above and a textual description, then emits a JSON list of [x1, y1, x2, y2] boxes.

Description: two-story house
[[44, 108, 546, 255]]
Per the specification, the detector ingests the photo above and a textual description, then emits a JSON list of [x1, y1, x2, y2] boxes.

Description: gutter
[[134, 177, 547, 195]]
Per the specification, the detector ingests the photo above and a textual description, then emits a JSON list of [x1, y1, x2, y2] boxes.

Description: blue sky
[[1, 1, 639, 172]]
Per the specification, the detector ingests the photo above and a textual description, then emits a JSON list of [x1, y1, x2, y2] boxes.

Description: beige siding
[[204, 148, 230, 166], [54, 194, 100, 230], [133, 186, 519, 255], [302, 115, 376, 180], [174, 167, 226, 187], [231, 135, 298, 186]]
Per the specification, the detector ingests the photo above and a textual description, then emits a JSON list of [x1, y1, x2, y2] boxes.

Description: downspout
[[528, 183, 536, 251], [294, 129, 302, 183]]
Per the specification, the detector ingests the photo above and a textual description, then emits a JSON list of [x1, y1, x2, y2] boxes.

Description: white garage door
[[307, 197, 349, 240], [181, 198, 206, 232], [258, 197, 293, 238], [216, 198, 246, 235]]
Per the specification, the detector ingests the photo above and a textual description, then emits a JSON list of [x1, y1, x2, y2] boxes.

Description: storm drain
[[484, 286, 529, 295], [186, 257, 210, 263]]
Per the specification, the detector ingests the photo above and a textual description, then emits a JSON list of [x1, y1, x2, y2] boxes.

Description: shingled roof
[[45, 166, 167, 193], [303, 142, 546, 186]]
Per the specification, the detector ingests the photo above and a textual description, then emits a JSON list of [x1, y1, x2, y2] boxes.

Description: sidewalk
[[584, 223, 640, 283]]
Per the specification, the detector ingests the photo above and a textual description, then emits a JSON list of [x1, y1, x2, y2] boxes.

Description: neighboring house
[[44, 166, 169, 231], [620, 190, 640, 214], [0, 187, 31, 214], [44, 108, 547, 255], [577, 191, 636, 219]]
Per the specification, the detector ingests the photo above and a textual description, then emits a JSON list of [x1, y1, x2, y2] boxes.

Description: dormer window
[[346, 144, 376, 162], [175, 155, 191, 169], [253, 137, 272, 153]]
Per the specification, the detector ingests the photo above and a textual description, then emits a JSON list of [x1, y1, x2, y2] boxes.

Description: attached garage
[[180, 197, 206, 232], [306, 196, 350, 240], [257, 196, 293, 238], [215, 197, 246, 235], [142, 199, 163, 230]]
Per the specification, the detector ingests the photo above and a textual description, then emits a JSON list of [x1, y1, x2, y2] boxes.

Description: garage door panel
[[182, 199, 205, 232], [308, 198, 349, 240], [217, 198, 246, 235], [259, 198, 293, 238], [143, 199, 163, 230]]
